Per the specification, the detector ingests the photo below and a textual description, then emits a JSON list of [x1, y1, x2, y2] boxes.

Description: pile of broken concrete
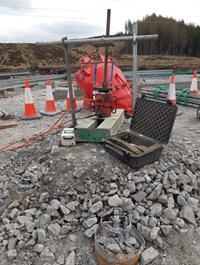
[[0, 132, 200, 264]]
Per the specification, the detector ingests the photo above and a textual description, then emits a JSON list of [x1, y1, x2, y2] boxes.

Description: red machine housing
[[75, 52, 133, 115], [94, 92, 117, 118]]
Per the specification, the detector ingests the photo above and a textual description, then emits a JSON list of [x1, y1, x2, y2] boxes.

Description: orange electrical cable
[[0, 112, 95, 153], [0, 111, 68, 152]]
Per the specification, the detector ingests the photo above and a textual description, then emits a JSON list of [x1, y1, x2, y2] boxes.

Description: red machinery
[[75, 52, 133, 117]]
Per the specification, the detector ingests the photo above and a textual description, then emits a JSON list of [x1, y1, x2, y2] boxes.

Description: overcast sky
[[0, 0, 200, 43]]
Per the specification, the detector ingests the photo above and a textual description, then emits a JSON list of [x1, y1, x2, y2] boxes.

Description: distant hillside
[[0, 42, 200, 73]]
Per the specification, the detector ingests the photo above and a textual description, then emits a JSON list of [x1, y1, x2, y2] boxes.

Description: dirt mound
[[1, 42, 200, 73]]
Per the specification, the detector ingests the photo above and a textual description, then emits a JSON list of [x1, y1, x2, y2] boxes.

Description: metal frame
[[39, 14, 158, 126], [62, 30, 157, 126]]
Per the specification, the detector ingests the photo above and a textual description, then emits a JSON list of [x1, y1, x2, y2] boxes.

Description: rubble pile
[[0, 133, 200, 264]]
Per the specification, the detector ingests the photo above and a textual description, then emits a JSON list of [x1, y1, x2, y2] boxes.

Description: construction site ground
[[0, 78, 200, 265]]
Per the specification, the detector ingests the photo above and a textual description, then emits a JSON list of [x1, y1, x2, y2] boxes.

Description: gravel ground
[[0, 80, 200, 265]]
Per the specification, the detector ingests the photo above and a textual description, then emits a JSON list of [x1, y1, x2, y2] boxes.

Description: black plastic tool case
[[105, 98, 178, 169]]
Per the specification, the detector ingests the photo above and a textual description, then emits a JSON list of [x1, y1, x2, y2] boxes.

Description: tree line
[[122, 14, 200, 57]]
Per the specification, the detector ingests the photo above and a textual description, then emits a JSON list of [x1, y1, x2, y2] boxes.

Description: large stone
[[150, 227, 160, 240], [147, 183, 163, 201], [168, 196, 175, 208], [148, 168, 157, 176], [9, 208, 19, 219], [162, 208, 178, 220], [177, 195, 187, 207], [160, 225, 173, 236], [84, 224, 99, 238], [60, 205, 70, 215], [57, 254, 65, 264], [121, 197, 134, 211], [24, 208, 37, 216], [51, 199, 61, 210], [7, 249, 17, 261], [34, 244, 45, 253], [17, 215, 33, 226], [140, 247, 159, 265], [46, 205, 60, 217], [39, 192, 49, 203], [37, 229, 46, 243], [131, 209, 141, 223], [162, 172, 169, 187], [107, 243, 121, 253], [157, 194, 168, 205], [108, 195, 122, 207], [40, 247, 55, 262], [127, 181, 136, 192], [17, 240, 25, 249], [26, 221, 35, 233], [140, 216, 149, 226], [187, 197, 199, 210], [134, 176, 146, 184], [83, 217, 97, 229], [65, 251, 75, 265], [150, 203, 162, 217], [179, 206, 197, 226], [149, 217, 158, 228], [178, 174, 191, 184], [24, 239, 36, 248], [123, 189, 131, 197], [8, 200, 19, 209], [47, 223, 61, 237], [8, 238, 18, 250], [89, 201, 103, 213], [168, 170, 178, 184], [171, 218, 185, 228], [132, 191, 146, 203], [64, 213, 75, 222], [66, 201, 77, 211], [69, 234, 76, 242], [153, 235, 164, 248], [137, 223, 152, 242], [38, 214, 51, 229]]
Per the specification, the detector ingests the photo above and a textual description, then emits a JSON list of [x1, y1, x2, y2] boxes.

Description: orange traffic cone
[[167, 74, 176, 104], [190, 70, 198, 94], [65, 86, 77, 111], [40, 78, 62, 116], [20, 79, 41, 120]]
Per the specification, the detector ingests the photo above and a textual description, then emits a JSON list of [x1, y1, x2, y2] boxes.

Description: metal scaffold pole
[[132, 22, 138, 109], [63, 40, 77, 127]]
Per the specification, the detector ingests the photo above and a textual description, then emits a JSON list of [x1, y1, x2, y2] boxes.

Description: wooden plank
[[0, 123, 17, 130]]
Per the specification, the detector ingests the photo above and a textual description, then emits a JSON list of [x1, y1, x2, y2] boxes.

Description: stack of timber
[[141, 87, 200, 108]]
